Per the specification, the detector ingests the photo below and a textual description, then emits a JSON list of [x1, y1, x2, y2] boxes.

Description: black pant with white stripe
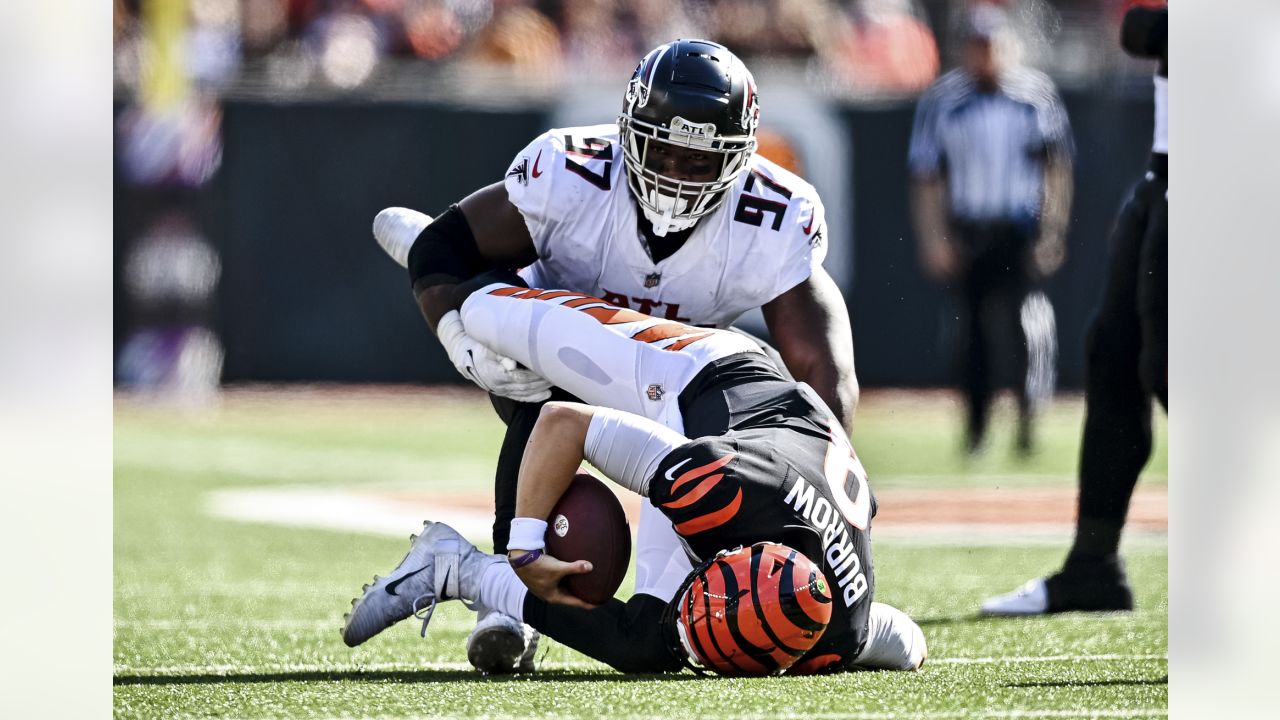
[[950, 219, 1047, 451]]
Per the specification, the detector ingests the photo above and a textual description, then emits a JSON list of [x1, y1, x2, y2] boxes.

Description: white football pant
[[459, 283, 763, 600]]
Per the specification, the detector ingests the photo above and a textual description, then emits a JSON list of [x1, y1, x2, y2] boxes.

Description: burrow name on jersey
[[784, 476, 869, 607]]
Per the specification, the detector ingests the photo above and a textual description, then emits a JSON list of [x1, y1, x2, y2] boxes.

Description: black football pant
[[522, 593, 682, 673], [951, 219, 1046, 448], [1067, 154, 1168, 564], [484, 333, 791, 673]]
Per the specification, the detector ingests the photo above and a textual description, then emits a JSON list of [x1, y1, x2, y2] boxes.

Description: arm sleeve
[[583, 407, 689, 497]]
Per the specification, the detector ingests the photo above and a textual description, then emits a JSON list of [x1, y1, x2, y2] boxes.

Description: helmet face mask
[[666, 542, 832, 677], [619, 40, 760, 237]]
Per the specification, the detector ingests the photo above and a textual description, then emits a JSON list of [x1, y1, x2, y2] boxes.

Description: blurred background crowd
[[113, 0, 1156, 99], [113, 0, 1166, 461]]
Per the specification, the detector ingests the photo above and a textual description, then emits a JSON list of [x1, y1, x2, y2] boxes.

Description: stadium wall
[[116, 91, 1155, 388]]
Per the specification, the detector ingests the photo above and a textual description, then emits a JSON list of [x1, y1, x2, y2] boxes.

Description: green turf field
[[114, 389, 1167, 719]]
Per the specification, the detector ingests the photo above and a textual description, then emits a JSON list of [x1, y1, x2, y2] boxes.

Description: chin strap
[[644, 190, 695, 237]]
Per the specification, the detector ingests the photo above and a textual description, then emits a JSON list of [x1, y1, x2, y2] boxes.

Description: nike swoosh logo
[[385, 566, 428, 596], [664, 457, 692, 482], [802, 213, 815, 235], [531, 150, 544, 178]]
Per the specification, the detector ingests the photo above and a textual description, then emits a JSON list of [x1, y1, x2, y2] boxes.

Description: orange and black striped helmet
[[666, 542, 832, 676]]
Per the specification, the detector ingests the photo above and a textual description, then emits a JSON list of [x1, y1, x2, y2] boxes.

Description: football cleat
[[466, 607, 541, 674], [980, 578, 1050, 616], [983, 559, 1135, 616], [372, 207, 433, 269], [341, 521, 503, 647]]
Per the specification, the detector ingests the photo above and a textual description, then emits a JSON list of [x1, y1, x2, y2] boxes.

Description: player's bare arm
[[1032, 149, 1073, 279], [394, 181, 549, 402], [762, 266, 859, 431], [910, 174, 956, 282], [508, 402, 598, 609], [411, 181, 538, 329]]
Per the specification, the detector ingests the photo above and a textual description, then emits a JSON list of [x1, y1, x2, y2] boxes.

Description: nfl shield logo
[[644, 272, 661, 289], [646, 384, 664, 401]]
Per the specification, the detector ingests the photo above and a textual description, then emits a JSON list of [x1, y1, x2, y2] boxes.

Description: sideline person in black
[[982, 2, 1168, 615], [908, 4, 1074, 456]]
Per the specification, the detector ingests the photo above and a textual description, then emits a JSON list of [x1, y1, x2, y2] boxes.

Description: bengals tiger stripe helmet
[[665, 542, 832, 676]]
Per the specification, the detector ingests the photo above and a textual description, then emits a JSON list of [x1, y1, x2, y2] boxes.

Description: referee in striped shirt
[[908, 4, 1074, 456]]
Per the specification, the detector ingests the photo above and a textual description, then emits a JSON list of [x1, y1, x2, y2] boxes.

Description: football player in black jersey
[[342, 274, 925, 675]]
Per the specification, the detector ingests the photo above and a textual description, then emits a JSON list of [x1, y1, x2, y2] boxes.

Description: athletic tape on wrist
[[508, 549, 544, 569], [508, 517, 547, 551]]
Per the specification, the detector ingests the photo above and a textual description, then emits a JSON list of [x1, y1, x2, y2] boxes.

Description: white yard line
[[206, 486, 496, 541], [931, 654, 1166, 665], [325, 707, 1167, 712], [757, 707, 1172, 712], [115, 653, 1167, 677]]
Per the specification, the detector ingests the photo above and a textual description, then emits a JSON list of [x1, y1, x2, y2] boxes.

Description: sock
[[478, 561, 528, 622], [851, 602, 927, 671]]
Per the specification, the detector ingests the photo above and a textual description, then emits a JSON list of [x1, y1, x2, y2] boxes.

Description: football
[[543, 471, 632, 604]]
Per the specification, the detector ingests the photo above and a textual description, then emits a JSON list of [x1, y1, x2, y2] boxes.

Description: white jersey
[[459, 280, 767, 600], [503, 124, 828, 329]]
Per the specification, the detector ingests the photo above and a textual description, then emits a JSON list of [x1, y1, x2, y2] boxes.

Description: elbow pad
[[407, 204, 486, 293]]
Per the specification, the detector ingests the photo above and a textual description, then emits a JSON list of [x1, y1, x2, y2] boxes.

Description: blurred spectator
[[907, 2, 1074, 456], [545, 0, 641, 77], [465, 2, 561, 77], [402, 1, 467, 60], [618, 0, 706, 58], [823, 0, 940, 95], [113, 0, 1157, 98], [116, 1, 227, 401], [706, 0, 829, 61]]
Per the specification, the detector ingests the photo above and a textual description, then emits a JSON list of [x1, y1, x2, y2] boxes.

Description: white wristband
[[508, 517, 548, 552]]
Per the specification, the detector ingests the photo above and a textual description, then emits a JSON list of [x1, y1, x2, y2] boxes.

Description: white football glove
[[436, 310, 552, 403]]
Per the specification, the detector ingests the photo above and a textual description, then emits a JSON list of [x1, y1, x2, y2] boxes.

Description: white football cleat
[[372, 207, 433, 268], [341, 521, 502, 647], [980, 578, 1050, 616], [467, 608, 540, 674]]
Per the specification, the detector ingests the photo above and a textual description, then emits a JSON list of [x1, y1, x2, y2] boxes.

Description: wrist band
[[508, 549, 544, 569], [508, 517, 547, 552]]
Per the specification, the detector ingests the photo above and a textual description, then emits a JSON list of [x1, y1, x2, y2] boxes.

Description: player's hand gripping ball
[[544, 472, 632, 604]]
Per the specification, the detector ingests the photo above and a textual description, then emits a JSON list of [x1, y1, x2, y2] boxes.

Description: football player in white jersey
[[372, 39, 857, 674]]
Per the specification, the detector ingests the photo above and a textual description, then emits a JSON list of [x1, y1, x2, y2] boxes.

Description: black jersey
[[649, 357, 878, 671]]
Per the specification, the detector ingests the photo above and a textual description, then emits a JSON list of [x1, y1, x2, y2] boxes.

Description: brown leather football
[[543, 472, 632, 604]]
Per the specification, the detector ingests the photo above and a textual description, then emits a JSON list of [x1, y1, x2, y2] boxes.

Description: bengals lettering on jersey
[[503, 124, 829, 329]]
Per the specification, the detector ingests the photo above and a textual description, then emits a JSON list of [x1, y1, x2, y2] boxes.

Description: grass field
[[114, 388, 1167, 719]]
